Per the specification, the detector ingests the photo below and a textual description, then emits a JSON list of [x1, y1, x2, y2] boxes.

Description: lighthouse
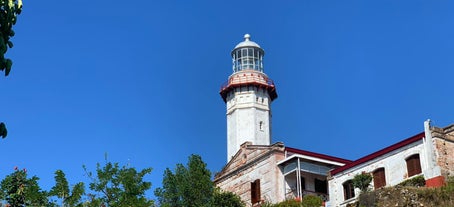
[[220, 34, 278, 162]]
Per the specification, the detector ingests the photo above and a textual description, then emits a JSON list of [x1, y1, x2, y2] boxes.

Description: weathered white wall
[[226, 85, 272, 161], [328, 140, 427, 207], [215, 145, 286, 206]]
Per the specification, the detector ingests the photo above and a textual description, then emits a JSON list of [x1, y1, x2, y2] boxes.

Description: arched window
[[406, 154, 422, 177], [373, 168, 386, 189], [343, 180, 355, 200]]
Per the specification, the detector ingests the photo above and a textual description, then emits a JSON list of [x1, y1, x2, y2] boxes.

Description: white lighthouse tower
[[220, 34, 277, 162]]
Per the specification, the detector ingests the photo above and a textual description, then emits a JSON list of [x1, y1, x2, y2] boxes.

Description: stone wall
[[214, 142, 286, 206], [432, 124, 454, 178]]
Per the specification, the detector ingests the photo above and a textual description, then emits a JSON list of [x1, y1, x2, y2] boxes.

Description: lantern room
[[231, 34, 265, 73]]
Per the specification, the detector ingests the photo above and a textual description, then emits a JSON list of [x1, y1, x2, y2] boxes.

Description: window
[[406, 154, 422, 177], [301, 177, 306, 191], [343, 180, 355, 200], [251, 179, 261, 204], [259, 121, 264, 131], [373, 168, 386, 189], [315, 178, 327, 194]]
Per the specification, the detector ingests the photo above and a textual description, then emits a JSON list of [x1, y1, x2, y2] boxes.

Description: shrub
[[262, 195, 322, 207], [212, 188, 244, 207], [271, 199, 302, 207], [398, 175, 425, 187], [352, 173, 372, 192], [301, 195, 322, 207]]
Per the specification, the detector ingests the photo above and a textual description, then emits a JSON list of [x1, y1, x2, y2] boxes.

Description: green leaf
[[155, 154, 216, 207], [5, 58, 12, 76], [0, 122, 7, 138]]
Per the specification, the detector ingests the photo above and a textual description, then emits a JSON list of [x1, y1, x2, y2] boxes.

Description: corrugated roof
[[285, 147, 353, 164], [330, 132, 425, 176]]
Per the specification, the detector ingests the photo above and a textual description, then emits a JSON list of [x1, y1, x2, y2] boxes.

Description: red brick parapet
[[425, 175, 445, 188]]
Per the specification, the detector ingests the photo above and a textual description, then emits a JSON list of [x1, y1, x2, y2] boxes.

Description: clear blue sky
[[1, 0, 453, 199]]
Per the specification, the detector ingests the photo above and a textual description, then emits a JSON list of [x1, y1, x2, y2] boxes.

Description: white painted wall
[[328, 140, 428, 207], [226, 86, 272, 161]]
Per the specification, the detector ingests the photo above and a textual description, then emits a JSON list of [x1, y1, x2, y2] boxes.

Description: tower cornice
[[220, 70, 277, 102]]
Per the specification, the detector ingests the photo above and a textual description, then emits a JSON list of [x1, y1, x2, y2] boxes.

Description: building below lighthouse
[[214, 35, 454, 207]]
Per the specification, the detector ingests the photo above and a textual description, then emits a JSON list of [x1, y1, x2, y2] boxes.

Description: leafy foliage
[[352, 173, 372, 192], [301, 195, 323, 207], [262, 199, 302, 207], [357, 178, 454, 207], [0, 167, 49, 206], [49, 169, 85, 207], [0, 122, 6, 138], [84, 161, 154, 207], [0, 0, 23, 138], [260, 195, 322, 207], [398, 175, 425, 187], [212, 188, 244, 207], [0, 0, 22, 77], [156, 154, 244, 207]]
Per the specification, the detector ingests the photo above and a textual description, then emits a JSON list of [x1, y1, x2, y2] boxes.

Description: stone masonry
[[432, 124, 454, 178], [214, 142, 286, 206]]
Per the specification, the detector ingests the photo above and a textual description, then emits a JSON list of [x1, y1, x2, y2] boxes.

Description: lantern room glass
[[232, 47, 264, 73]]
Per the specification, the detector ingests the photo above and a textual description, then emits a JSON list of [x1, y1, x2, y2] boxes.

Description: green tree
[[49, 169, 85, 207], [0, 167, 48, 207], [0, 0, 23, 139], [155, 154, 213, 207], [0, 122, 6, 138], [83, 161, 154, 207], [352, 173, 373, 193], [156, 154, 243, 207], [0, 0, 22, 77]]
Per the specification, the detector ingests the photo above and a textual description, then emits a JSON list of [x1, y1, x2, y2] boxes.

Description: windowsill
[[339, 197, 357, 206], [407, 173, 423, 179]]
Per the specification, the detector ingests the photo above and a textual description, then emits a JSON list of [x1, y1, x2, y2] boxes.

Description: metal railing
[[220, 73, 275, 91]]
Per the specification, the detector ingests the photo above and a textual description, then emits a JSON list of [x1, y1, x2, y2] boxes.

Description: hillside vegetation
[[355, 176, 454, 207]]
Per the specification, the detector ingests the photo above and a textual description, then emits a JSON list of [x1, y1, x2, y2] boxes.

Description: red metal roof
[[219, 71, 278, 102], [285, 147, 353, 164], [330, 132, 425, 176]]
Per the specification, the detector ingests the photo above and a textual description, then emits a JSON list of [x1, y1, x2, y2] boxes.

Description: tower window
[[259, 121, 264, 131]]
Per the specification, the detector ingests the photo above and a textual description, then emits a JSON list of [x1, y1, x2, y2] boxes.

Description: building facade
[[327, 120, 454, 207]]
